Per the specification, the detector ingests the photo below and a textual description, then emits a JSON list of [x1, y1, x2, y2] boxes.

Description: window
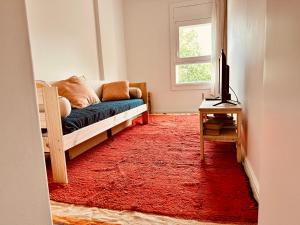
[[170, 0, 213, 90], [176, 22, 212, 84]]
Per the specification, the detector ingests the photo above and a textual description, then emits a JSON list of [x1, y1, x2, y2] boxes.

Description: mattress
[[62, 99, 144, 134]]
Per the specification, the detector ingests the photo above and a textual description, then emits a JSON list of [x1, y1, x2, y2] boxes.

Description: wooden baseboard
[[243, 157, 260, 202]]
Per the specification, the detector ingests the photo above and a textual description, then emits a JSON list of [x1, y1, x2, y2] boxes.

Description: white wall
[[227, 0, 266, 196], [0, 1, 52, 224], [124, 0, 210, 113], [259, 0, 300, 224], [228, 0, 300, 223], [26, 0, 100, 81], [98, 0, 128, 81]]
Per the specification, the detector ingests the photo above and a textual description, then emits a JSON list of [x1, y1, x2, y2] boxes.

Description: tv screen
[[219, 50, 231, 102]]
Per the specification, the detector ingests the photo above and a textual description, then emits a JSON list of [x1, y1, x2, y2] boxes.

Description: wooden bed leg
[[43, 87, 68, 184], [49, 146, 68, 184], [142, 111, 149, 124]]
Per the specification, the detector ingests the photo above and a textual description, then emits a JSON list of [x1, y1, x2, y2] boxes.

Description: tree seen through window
[[177, 24, 212, 83]]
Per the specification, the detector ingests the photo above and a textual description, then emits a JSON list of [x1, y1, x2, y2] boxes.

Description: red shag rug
[[48, 115, 258, 224]]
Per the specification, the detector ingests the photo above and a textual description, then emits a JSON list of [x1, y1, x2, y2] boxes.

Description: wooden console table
[[198, 100, 242, 162]]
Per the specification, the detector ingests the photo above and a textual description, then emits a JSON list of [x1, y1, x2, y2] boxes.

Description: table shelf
[[204, 128, 237, 142]]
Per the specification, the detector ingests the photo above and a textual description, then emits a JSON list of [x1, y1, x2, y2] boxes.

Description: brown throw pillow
[[53, 76, 100, 108], [102, 81, 130, 102], [129, 87, 142, 99]]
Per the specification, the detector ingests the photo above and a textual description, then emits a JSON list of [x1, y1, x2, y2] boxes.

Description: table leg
[[199, 112, 204, 161], [236, 112, 242, 162]]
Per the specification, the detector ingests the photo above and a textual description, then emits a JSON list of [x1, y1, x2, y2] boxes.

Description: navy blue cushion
[[62, 99, 144, 134]]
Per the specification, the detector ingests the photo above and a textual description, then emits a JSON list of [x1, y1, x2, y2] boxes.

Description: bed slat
[[37, 89, 44, 105], [39, 112, 47, 128], [42, 136, 50, 152]]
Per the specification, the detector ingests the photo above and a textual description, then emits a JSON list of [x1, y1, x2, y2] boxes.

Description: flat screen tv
[[213, 49, 235, 106]]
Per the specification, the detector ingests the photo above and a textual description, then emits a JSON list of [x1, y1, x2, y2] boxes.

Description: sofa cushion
[[52, 76, 100, 109], [62, 99, 144, 134], [129, 87, 142, 99], [84, 80, 107, 98], [58, 96, 72, 118], [102, 81, 130, 102]]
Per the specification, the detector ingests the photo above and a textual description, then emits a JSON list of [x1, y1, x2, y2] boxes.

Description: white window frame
[[170, 0, 213, 91]]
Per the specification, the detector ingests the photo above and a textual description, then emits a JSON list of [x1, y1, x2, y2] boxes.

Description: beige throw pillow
[[53, 76, 100, 109], [129, 87, 142, 99], [102, 81, 130, 102], [58, 97, 72, 118]]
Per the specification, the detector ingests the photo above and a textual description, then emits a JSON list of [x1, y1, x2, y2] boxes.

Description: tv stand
[[198, 100, 242, 162], [213, 100, 236, 106]]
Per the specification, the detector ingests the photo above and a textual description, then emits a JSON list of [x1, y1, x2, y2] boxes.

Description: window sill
[[171, 82, 212, 91]]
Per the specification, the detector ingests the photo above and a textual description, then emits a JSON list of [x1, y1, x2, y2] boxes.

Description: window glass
[[178, 23, 212, 58], [176, 63, 212, 83]]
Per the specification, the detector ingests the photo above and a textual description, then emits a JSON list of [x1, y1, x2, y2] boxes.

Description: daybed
[[36, 80, 149, 184]]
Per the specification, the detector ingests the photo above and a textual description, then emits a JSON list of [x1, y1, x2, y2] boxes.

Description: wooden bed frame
[[36, 82, 149, 184]]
